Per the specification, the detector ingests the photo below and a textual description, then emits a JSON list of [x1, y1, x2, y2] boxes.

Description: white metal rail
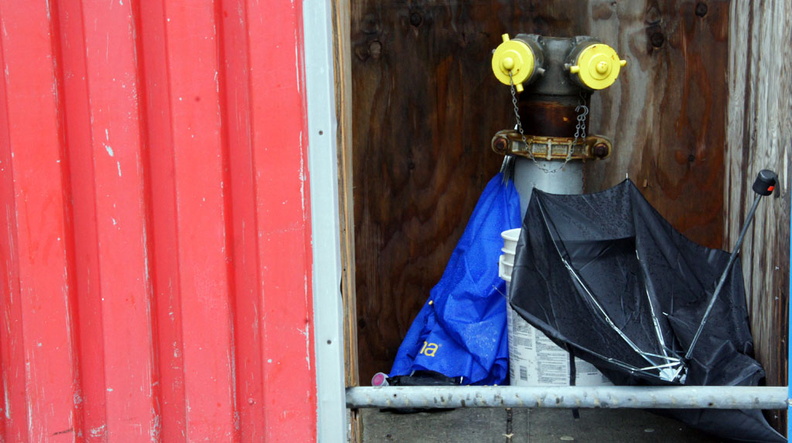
[[346, 385, 788, 410]]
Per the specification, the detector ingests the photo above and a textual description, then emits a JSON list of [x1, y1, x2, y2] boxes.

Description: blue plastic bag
[[389, 173, 522, 385]]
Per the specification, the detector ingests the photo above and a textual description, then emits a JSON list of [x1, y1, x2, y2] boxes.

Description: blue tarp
[[389, 173, 521, 385]]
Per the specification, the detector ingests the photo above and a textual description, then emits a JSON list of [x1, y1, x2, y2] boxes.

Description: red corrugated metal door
[[0, 0, 317, 440]]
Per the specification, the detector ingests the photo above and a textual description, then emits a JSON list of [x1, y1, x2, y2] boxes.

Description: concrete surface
[[360, 407, 722, 442]]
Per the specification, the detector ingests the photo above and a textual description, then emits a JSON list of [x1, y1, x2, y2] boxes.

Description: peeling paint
[[89, 425, 106, 438], [302, 323, 312, 371], [3, 376, 9, 419]]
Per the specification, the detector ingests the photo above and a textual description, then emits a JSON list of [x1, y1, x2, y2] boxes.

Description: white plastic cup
[[500, 248, 514, 265], [498, 255, 513, 282], [501, 228, 521, 253]]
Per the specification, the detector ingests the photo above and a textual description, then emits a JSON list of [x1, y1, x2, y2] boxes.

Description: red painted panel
[[57, 0, 111, 438], [245, 0, 316, 440], [69, 0, 158, 439], [0, 1, 80, 441], [0, 0, 317, 441], [220, 0, 267, 439]]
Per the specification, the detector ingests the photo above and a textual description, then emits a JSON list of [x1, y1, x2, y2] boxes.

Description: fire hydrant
[[491, 34, 626, 214]]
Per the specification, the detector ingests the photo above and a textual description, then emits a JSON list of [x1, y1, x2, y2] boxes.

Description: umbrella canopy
[[510, 180, 783, 442]]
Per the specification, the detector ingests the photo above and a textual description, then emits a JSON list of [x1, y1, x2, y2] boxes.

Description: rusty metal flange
[[491, 129, 612, 161]]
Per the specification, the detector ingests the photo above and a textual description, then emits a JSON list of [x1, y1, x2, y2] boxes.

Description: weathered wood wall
[[351, 0, 509, 379], [583, 1, 730, 248], [726, 0, 792, 429], [349, 1, 786, 402]]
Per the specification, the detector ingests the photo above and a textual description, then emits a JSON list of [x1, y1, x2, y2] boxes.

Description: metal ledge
[[347, 386, 788, 410]]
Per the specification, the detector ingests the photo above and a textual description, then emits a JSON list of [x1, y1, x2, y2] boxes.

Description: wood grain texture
[[350, 0, 733, 383], [334, 0, 359, 389], [351, 0, 510, 380], [584, 0, 730, 248], [334, 0, 363, 440], [726, 0, 791, 429]]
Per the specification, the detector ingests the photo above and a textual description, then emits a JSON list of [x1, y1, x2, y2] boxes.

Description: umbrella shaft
[[685, 194, 763, 360]]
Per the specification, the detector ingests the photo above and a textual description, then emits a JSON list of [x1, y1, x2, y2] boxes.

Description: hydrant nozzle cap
[[491, 35, 538, 92], [570, 43, 624, 90]]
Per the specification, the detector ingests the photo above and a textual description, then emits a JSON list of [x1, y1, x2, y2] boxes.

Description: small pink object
[[371, 372, 389, 386]]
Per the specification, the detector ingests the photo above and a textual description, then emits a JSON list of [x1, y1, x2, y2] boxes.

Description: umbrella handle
[[684, 170, 778, 363], [753, 169, 778, 196]]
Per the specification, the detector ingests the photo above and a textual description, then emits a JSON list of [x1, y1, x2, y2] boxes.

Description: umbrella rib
[[563, 342, 670, 381], [535, 197, 677, 378], [600, 355, 671, 381], [636, 248, 684, 380], [562, 259, 658, 367]]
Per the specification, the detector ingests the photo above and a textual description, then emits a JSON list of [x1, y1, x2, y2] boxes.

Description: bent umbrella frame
[[345, 171, 792, 439]]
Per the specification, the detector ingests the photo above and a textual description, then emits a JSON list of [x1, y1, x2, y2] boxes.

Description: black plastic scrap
[[509, 180, 784, 442]]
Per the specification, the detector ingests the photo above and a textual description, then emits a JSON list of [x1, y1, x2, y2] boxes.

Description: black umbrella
[[509, 173, 783, 442]]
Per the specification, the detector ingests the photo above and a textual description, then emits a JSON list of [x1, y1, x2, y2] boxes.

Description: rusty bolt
[[695, 2, 708, 17], [409, 12, 422, 27], [650, 32, 665, 48], [493, 137, 509, 154], [593, 143, 610, 159]]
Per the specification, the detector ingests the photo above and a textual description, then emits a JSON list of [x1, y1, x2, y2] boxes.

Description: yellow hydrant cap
[[569, 43, 626, 90], [491, 34, 535, 90]]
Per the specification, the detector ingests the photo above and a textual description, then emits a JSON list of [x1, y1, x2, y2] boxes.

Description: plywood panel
[[726, 1, 791, 429], [352, 0, 510, 380], [334, 0, 364, 439], [586, 1, 729, 248], [351, 0, 732, 382]]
